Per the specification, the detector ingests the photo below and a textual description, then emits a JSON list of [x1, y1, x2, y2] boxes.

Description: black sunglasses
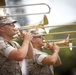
[[34, 36, 44, 38], [5, 23, 15, 26]]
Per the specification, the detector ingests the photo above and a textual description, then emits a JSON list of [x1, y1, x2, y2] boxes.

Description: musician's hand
[[18, 29, 33, 41], [51, 43, 60, 53], [46, 43, 60, 53], [23, 32, 33, 41]]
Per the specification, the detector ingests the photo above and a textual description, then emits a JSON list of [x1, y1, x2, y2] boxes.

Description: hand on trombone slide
[[42, 34, 73, 51]]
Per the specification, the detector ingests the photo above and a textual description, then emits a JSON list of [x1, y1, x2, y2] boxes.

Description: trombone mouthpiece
[[43, 40, 47, 43]]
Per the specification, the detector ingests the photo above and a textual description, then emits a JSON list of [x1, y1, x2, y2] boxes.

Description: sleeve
[[4, 46, 15, 57], [34, 51, 48, 65], [0, 40, 15, 57]]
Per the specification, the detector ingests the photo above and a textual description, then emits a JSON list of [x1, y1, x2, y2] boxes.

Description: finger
[[19, 29, 23, 35]]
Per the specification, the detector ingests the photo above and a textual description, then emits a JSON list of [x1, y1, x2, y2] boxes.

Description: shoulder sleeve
[[34, 50, 48, 65], [0, 40, 15, 57], [0, 40, 7, 49]]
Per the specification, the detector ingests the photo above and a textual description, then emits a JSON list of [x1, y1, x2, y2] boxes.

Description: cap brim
[[12, 21, 17, 23]]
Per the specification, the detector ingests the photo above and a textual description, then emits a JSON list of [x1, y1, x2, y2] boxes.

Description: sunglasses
[[34, 36, 44, 38], [0, 23, 15, 28], [4, 23, 15, 26]]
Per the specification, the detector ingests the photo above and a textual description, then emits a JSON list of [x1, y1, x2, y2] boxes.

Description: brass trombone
[[43, 38, 76, 49], [15, 22, 76, 30], [13, 29, 76, 50], [0, 3, 51, 17], [0, 2, 76, 49], [14, 14, 76, 35], [42, 34, 72, 50], [13, 13, 76, 35], [14, 14, 49, 34], [0, 8, 76, 35]]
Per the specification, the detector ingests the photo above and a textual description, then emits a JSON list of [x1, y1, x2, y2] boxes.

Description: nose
[[13, 24, 15, 27], [42, 36, 45, 39]]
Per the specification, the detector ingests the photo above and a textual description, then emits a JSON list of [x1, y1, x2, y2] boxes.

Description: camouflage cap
[[29, 29, 44, 38], [29, 29, 39, 35], [0, 8, 17, 26], [0, 16, 17, 24]]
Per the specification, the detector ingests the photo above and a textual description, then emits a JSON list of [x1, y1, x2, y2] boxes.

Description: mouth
[[13, 28, 17, 33]]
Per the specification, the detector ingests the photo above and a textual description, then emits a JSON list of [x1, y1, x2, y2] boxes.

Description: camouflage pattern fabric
[[26, 48, 54, 75], [0, 36, 22, 75]]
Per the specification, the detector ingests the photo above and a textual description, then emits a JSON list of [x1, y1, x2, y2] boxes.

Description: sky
[[21, 0, 76, 25], [5, 0, 76, 28]]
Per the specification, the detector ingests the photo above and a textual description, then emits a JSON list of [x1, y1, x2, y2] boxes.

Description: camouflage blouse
[[0, 36, 22, 75], [26, 48, 54, 75]]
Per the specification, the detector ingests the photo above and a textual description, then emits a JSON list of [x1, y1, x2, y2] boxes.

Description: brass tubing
[[59, 46, 76, 49], [13, 30, 76, 39], [45, 38, 76, 42], [0, 3, 51, 17], [15, 23, 76, 30], [33, 31, 76, 36], [43, 23, 76, 28]]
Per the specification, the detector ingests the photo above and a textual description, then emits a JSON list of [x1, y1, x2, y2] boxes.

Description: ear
[[31, 38, 36, 43], [0, 27, 4, 32]]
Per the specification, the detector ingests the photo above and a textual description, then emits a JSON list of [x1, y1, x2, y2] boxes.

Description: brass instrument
[[16, 14, 49, 30], [13, 23, 76, 50], [0, 4, 76, 36], [14, 29, 76, 50], [0, 3, 76, 49], [13, 14, 76, 36], [13, 20, 76, 50], [13, 14, 49, 38], [42, 34, 76, 50], [0, 3, 51, 17]]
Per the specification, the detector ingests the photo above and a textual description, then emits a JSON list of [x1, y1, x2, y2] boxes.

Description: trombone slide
[[43, 40, 69, 46]]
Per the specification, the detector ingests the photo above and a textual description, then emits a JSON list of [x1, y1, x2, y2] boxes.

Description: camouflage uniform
[[0, 36, 22, 75], [26, 48, 54, 75]]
